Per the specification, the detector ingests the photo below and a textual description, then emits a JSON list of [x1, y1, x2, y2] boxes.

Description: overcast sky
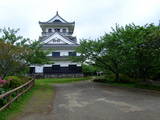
[[0, 0, 160, 40]]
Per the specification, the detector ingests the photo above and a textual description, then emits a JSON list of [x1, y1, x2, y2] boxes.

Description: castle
[[30, 12, 82, 77]]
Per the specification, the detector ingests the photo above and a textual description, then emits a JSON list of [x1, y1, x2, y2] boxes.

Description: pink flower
[[0, 77, 7, 85]]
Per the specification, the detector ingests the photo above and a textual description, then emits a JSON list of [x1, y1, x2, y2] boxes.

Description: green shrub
[[0, 76, 32, 107], [5, 76, 27, 89], [0, 87, 6, 94], [150, 72, 160, 81], [93, 74, 114, 83], [0, 87, 9, 107], [98, 74, 134, 83], [135, 82, 160, 90], [105, 74, 115, 81], [17, 76, 32, 82], [119, 74, 133, 83], [93, 78, 106, 83], [82, 64, 98, 76]]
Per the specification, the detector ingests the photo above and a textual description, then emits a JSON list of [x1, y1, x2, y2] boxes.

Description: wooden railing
[[0, 79, 34, 112]]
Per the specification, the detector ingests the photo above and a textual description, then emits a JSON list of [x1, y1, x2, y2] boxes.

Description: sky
[[0, 0, 160, 41]]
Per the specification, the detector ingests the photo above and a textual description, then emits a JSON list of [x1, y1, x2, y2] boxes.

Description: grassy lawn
[[0, 87, 35, 120], [107, 82, 160, 91], [37, 77, 91, 84], [94, 78, 160, 91], [0, 77, 91, 120]]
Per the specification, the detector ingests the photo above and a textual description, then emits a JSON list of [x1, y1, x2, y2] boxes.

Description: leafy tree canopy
[[0, 28, 50, 78], [75, 23, 160, 82]]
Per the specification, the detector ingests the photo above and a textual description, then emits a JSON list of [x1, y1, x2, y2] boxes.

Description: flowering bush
[[0, 77, 7, 86], [5, 76, 23, 89], [0, 76, 32, 94], [0, 77, 8, 96], [4, 76, 31, 89]]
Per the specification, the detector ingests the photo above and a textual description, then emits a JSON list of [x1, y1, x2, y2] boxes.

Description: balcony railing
[[42, 32, 72, 36]]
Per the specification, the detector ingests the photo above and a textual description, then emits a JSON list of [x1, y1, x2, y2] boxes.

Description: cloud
[[0, 0, 159, 40]]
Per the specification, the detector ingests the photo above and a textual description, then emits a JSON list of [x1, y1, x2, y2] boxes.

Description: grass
[[94, 77, 160, 91], [0, 77, 91, 120], [107, 81, 160, 91], [0, 87, 35, 120], [103, 81, 136, 88], [37, 77, 91, 84]]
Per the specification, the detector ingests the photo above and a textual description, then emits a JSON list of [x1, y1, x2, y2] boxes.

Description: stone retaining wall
[[30, 73, 84, 79]]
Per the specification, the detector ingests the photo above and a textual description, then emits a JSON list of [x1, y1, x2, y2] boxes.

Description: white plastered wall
[[47, 50, 76, 56], [31, 61, 81, 73], [53, 61, 81, 67], [45, 27, 69, 34], [35, 66, 43, 73]]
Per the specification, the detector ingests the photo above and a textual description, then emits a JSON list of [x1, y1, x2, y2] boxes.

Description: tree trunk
[[115, 72, 120, 82]]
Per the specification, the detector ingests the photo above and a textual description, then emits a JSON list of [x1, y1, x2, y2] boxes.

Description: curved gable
[[42, 32, 75, 45]]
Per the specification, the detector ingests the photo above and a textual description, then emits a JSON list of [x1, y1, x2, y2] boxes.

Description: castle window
[[69, 52, 76, 56], [54, 19, 61, 22], [48, 29, 52, 33], [55, 28, 60, 32], [52, 52, 60, 57], [62, 29, 66, 33]]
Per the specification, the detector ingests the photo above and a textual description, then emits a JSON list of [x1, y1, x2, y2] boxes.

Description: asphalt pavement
[[52, 81, 160, 120]]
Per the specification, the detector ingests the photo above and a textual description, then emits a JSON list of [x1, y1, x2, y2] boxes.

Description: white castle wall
[[47, 50, 81, 56], [31, 61, 81, 73]]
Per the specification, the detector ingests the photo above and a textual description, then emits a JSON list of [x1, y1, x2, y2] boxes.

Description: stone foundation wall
[[30, 73, 84, 79]]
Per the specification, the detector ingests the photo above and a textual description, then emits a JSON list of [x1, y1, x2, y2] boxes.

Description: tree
[[75, 37, 125, 81], [82, 64, 100, 76], [75, 23, 160, 82], [132, 24, 160, 81], [0, 28, 50, 78], [0, 41, 27, 78], [102, 23, 160, 81], [24, 40, 50, 65]]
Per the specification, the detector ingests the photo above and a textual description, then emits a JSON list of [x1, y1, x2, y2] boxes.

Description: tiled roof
[[39, 11, 75, 25], [47, 11, 69, 23], [39, 22, 75, 25], [42, 44, 79, 50]]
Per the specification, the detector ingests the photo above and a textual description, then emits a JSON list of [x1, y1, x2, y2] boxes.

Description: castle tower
[[30, 12, 82, 77]]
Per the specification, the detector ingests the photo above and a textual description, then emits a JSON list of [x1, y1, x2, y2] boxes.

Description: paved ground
[[53, 81, 160, 120]]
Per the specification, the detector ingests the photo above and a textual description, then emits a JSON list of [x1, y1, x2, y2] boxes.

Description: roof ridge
[[47, 12, 69, 23]]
